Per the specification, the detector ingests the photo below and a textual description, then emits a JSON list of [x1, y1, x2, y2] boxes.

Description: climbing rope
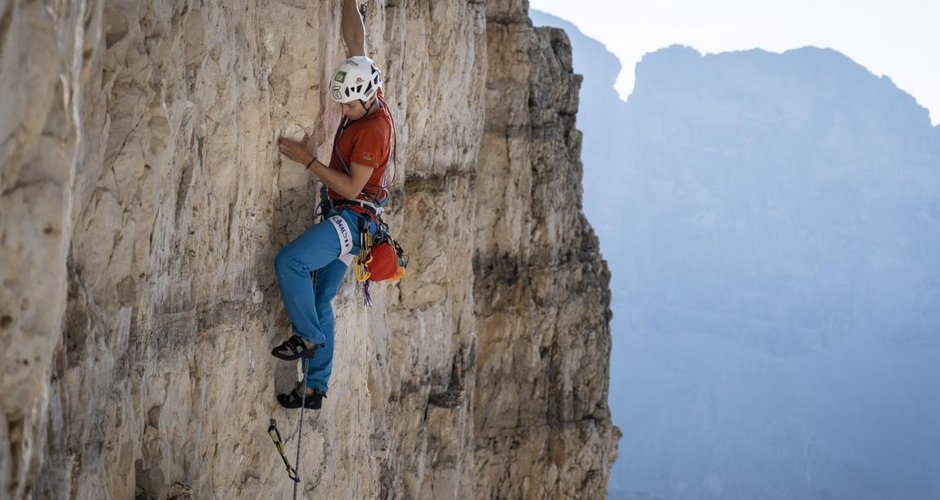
[[293, 357, 310, 499]]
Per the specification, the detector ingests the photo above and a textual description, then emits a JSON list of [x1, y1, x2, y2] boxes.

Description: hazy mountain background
[[531, 10, 940, 500]]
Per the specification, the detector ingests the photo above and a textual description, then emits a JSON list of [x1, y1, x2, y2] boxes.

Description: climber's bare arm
[[308, 160, 371, 200], [342, 0, 366, 58], [277, 135, 371, 199]]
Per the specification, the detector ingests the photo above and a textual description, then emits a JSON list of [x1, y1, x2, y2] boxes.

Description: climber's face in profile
[[341, 97, 375, 120]]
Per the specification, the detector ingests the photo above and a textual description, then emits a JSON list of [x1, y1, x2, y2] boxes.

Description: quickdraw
[[267, 419, 300, 483], [355, 219, 375, 283], [268, 358, 311, 499]]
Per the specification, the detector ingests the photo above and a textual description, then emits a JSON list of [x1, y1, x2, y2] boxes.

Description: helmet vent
[[330, 56, 383, 103]]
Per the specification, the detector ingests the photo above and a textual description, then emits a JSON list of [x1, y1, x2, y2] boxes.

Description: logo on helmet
[[331, 87, 343, 100], [355, 77, 365, 83], [333, 71, 347, 83]]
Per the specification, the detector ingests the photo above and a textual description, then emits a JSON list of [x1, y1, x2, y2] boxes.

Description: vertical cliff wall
[[0, 1, 616, 498], [474, 3, 618, 497]]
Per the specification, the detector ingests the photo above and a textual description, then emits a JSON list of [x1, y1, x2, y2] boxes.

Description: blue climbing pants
[[274, 209, 371, 393]]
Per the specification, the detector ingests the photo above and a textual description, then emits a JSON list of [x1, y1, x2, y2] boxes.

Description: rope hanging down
[[292, 357, 310, 499]]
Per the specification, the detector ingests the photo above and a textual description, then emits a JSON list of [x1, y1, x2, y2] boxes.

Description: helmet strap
[[360, 98, 376, 116]]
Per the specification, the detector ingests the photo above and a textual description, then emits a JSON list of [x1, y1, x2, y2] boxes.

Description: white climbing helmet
[[330, 56, 382, 103]]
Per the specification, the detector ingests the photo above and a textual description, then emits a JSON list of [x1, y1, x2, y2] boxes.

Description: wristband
[[305, 158, 316, 169]]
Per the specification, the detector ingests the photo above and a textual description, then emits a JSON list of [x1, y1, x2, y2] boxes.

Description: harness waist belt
[[332, 198, 384, 216]]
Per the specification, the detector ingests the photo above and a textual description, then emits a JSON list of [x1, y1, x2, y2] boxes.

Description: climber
[[271, 0, 393, 410]]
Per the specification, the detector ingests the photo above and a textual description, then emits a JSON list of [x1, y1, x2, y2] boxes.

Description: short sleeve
[[349, 121, 390, 169]]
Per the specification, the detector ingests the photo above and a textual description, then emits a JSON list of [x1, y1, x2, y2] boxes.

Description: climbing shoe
[[277, 386, 326, 410], [271, 335, 319, 361]]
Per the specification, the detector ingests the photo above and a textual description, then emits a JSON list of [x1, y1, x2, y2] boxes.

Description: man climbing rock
[[272, 0, 394, 410]]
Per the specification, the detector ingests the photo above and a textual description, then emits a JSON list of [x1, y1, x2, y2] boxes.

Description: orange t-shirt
[[327, 88, 393, 203]]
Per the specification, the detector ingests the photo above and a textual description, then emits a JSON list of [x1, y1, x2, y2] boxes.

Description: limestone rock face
[[473, 14, 619, 499], [0, 1, 616, 498]]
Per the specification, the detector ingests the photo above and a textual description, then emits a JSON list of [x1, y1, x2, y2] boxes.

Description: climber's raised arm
[[342, 0, 366, 58]]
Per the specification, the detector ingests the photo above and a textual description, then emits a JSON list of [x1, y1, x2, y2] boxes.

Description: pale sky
[[530, 0, 940, 125]]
